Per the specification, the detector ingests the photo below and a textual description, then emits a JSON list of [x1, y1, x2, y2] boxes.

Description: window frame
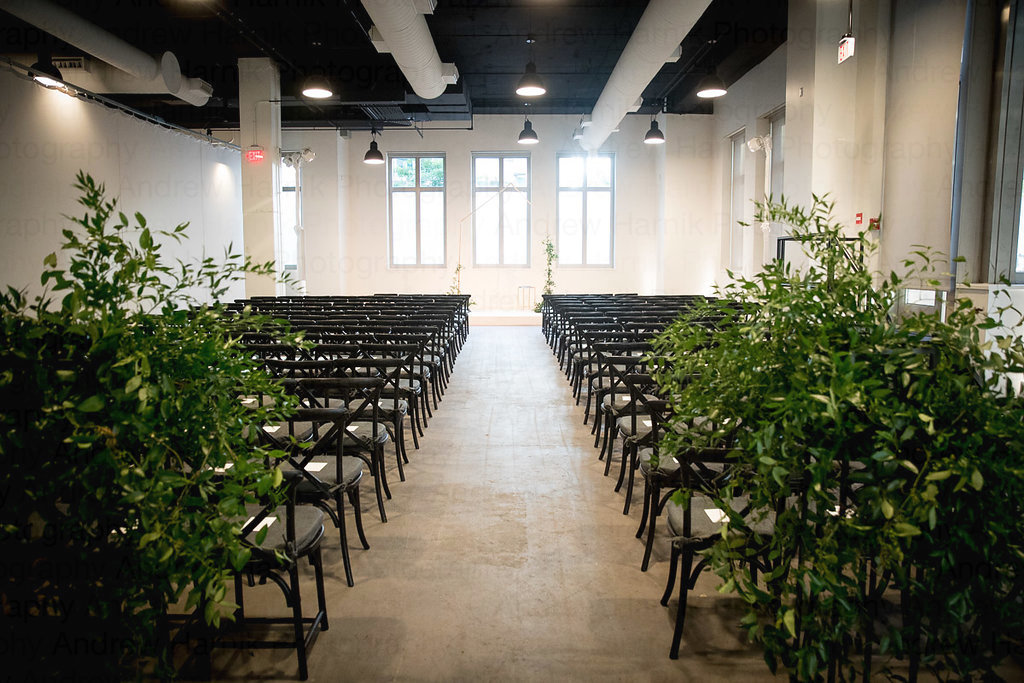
[[555, 152, 616, 267], [992, 0, 1024, 282], [471, 152, 532, 268], [278, 154, 303, 282], [387, 153, 447, 268]]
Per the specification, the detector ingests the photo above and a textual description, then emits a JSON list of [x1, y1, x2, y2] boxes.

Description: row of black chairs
[[174, 295, 469, 679]]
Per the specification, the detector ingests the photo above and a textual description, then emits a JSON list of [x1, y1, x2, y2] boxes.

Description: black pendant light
[[363, 129, 385, 165], [516, 34, 546, 97], [302, 74, 333, 99], [518, 105, 539, 145], [30, 52, 63, 88], [644, 119, 665, 145], [696, 73, 727, 99]]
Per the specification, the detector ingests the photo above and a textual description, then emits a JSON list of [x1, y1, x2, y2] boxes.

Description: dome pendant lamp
[[696, 72, 727, 99], [644, 119, 665, 145], [302, 74, 333, 99], [30, 52, 63, 88], [518, 105, 539, 145], [363, 129, 385, 165], [515, 35, 546, 97]]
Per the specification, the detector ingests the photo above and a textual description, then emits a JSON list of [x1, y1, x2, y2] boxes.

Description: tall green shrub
[[653, 196, 1024, 680], [0, 173, 297, 678]]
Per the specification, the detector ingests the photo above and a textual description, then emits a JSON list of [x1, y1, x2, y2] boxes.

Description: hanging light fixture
[[644, 119, 665, 145], [30, 53, 63, 88], [515, 35, 546, 97], [518, 105, 538, 145], [301, 74, 333, 99], [363, 129, 385, 165], [696, 72, 727, 99]]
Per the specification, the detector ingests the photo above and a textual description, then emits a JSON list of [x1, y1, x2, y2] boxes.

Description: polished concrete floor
[[205, 326, 781, 681]]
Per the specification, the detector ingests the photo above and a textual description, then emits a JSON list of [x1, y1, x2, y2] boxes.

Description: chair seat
[[615, 415, 653, 441], [639, 448, 681, 475], [349, 398, 408, 417], [666, 495, 774, 541], [287, 455, 364, 492], [243, 503, 325, 560], [341, 424, 390, 448]]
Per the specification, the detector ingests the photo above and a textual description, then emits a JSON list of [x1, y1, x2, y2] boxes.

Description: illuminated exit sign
[[245, 146, 265, 163], [838, 34, 855, 64]]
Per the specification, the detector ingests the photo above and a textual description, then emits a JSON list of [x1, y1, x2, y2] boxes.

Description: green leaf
[[893, 522, 921, 537], [125, 375, 142, 393], [783, 608, 797, 638], [78, 395, 105, 412], [255, 525, 269, 546], [881, 499, 894, 519], [970, 469, 984, 490], [926, 470, 952, 481], [272, 466, 283, 488], [44, 252, 57, 267], [139, 227, 153, 250]]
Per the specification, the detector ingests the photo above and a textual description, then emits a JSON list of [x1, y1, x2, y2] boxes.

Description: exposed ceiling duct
[[360, 0, 458, 101], [580, 0, 712, 151], [0, 0, 212, 106]]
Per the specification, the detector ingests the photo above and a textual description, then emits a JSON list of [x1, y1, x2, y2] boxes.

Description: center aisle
[[222, 326, 773, 681]]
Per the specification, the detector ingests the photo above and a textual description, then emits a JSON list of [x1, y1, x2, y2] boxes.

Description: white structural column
[[238, 57, 282, 296]]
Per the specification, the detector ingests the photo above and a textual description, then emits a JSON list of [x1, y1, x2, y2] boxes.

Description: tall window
[[769, 109, 785, 200], [389, 154, 446, 266], [557, 154, 614, 266], [729, 130, 747, 272], [279, 159, 303, 289], [473, 154, 530, 266]]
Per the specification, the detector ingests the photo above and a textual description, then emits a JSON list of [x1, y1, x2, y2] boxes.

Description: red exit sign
[[245, 147, 265, 163], [838, 35, 855, 64]]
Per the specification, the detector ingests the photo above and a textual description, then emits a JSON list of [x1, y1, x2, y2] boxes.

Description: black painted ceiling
[[0, 0, 787, 131]]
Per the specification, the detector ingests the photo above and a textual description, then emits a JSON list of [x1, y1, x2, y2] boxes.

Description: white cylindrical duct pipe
[[1, 0, 158, 80], [580, 0, 712, 151], [0, 0, 211, 106], [361, 0, 452, 100]]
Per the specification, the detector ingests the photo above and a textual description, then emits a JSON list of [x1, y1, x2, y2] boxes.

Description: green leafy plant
[[0, 172, 298, 678], [653, 195, 1024, 681], [535, 234, 557, 313]]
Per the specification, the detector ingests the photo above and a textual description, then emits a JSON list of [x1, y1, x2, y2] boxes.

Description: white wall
[[340, 114, 705, 308], [0, 68, 245, 302]]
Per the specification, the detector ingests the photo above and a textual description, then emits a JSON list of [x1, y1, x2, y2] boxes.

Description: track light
[[30, 53, 63, 88], [301, 74, 333, 99], [644, 119, 665, 145], [363, 130, 384, 165], [696, 73, 727, 99]]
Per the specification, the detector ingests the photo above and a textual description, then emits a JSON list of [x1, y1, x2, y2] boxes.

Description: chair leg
[[409, 411, 420, 449], [603, 424, 619, 476], [393, 419, 406, 482], [348, 486, 370, 550], [637, 478, 652, 539], [309, 546, 329, 632], [640, 484, 661, 572], [615, 441, 631, 492], [335, 491, 355, 587], [662, 543, 680, 606], [623, 447, 639, 515], [288, 562, 310, 680], [669, 546, 697, 659]]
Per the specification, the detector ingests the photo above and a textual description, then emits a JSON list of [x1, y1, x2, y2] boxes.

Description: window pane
[[280, 162, 297, 188], [559, 157, 584, 188], [280, 189, 299, 269], [1017, 167, 1024, 271], [391, 157, 415, 188], [420, 191, 445, 264], [475, 157, 499, 187], [586, 191, 611, 265], [504, 157, 528, 188], [586, 156, 612, 187], [474, 191, 499, 265], [558, 190, 583, 264], [503, 192, 529, 265], [391, 193, 417, 264], [730, 134, 746, 271], [419, 157, 445, 187]]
